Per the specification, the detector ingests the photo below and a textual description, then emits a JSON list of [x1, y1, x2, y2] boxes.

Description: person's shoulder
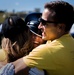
[[31, 43, 53, 55], [34, 44, 49, 50], [0, 49, 4, 52], [0, 49, 6, 61]]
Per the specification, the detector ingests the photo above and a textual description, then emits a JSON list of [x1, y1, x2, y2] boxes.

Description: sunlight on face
[[39, 9, 59, 41]]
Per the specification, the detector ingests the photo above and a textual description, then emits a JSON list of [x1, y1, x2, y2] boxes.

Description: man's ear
[[57, 23, 66, 32]]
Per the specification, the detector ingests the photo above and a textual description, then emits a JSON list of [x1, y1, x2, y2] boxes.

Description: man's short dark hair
[[44, 1, 74, 31]]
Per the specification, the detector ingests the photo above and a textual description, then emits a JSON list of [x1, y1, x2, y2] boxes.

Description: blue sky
[[0, 0, 74, 33], [0, 0, 74, 12]]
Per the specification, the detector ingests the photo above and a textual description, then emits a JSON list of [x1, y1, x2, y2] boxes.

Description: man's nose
[[38, 23, 42, 29]]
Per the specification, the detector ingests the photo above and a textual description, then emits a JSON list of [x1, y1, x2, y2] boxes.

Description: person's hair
[[44, 1, 74, 31], [2, 16, 34, 62]]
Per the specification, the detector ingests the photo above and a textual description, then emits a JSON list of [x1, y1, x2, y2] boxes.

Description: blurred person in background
[[0, 13, 46, 75]]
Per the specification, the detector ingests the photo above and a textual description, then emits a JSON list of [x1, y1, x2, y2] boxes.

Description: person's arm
[[12, 57, 30, 75], [1, 37, 46, 75], [13, 57, 45, 75], [0, 58, 30, 75], [0, 57, 45, 75]]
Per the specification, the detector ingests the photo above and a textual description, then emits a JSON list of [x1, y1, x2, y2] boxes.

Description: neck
[[51, 32, 68, 41]]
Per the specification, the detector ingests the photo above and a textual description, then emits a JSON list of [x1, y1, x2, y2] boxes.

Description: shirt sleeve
[[23, 44, 57, 70]]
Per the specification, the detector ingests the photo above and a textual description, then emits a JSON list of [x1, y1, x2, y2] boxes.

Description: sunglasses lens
[[39, 18, 46, 25], [42, 22, 46, 25], [39, 18, 59, 26]]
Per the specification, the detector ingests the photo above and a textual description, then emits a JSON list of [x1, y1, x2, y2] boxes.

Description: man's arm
[[0, 58, 30, 75], [12, 57, 30, 75], [0, 57, 45, 75]]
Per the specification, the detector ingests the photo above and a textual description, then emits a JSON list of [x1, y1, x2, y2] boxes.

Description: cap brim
[[27, 25, 42, 37], [30, 30, 42, 37]]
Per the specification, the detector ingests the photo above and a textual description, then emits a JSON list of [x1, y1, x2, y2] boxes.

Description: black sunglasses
[[38, 18, 59, 25]]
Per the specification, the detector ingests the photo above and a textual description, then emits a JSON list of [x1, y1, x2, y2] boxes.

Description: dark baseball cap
[[25, 12, 42, 37]]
